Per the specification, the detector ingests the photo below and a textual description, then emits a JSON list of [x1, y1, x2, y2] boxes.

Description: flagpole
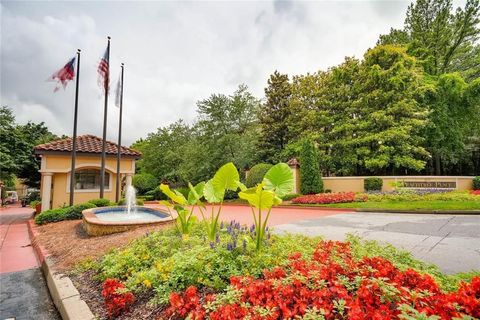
[[100, 36, 110, 199], [115, 63, 124, 203], [69, 49, 81, 206]]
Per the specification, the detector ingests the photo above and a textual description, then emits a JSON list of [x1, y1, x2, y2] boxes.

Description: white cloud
[[1, 0, 414, 145]]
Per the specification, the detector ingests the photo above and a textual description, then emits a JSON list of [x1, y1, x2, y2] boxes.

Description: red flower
[[101, 279, 134, 318], [292, 192, 356, 204]]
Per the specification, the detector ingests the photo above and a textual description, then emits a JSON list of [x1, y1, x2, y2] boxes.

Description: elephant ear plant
[[159, 182, 204, 238], [239, 163, 293, 250], [196, 162, 240, 242]]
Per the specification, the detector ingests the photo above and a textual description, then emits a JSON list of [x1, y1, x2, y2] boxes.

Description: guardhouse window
[[74, 169, 109, 190]]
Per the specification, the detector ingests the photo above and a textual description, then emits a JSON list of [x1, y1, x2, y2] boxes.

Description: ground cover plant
[[290, 190, 480, 210], [83, 223, 479, 319], [167, 240, 480, 320]]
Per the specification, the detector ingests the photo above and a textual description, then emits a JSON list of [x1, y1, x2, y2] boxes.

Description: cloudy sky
[[1, 0, 436, 145]]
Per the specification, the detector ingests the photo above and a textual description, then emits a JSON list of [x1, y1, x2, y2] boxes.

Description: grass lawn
[[316, 200, 480, 211]]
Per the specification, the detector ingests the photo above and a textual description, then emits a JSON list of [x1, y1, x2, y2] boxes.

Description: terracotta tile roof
[[34, 134, 141, 157]]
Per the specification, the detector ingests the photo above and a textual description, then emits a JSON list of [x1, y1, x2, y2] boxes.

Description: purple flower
[[210, 242, 215, 249]]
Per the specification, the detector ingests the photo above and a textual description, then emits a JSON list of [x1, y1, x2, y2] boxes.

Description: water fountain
[[125, 185, 137, 215], [82, 186, 174, 236]]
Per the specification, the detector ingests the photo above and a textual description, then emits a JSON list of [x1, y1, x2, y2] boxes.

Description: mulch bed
[[33, 220, 173, 319], [33, 220, 170, 271]]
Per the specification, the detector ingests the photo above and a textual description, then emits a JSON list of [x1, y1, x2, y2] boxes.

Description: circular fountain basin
[[82, 206, 174, 236]]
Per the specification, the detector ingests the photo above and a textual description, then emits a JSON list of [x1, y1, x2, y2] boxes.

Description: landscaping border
[[28, 219, 96, 320]]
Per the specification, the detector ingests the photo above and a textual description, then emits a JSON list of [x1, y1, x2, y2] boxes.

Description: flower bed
[[291, 192, 359, 204], [167, 241, 480, 320], [363, 190, 480, 202], [78, 222, 480, 319]]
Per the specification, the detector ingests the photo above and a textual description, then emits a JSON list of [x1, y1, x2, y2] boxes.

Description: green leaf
[[236, 180, 247, 191], [212, 162, 240, 194], [160, 184, 187, 205], [238, 184, 276, 210], [263, 163, 294, 197], [159, 200, 173, 208], [188, 181, 205, 205], [203, 179, 224, 203]]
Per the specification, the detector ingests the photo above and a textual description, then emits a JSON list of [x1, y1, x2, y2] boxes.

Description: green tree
[[356, 45, 428, 174], [0, 106, 57, 188], [379, 0, 480, 80], [299, 139, 323, 194], [195, 84, 260, 177], [258, 71, 292, 162], [132, 173, 159, 195], [423, 74, 480, 174]]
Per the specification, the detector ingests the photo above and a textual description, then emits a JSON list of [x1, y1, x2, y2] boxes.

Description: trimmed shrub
[[88, 198, 112, 207], [245, 163, 273, 188], [34, 202, 96, 225], [282, 193, 301, 201], [133, 173, 159, 195], [473, 176, 480, 190], [299, 139, 323, 194], [64, 202, 96, 220], [35, 208, 68, 225], [364, 177, 383, 191]]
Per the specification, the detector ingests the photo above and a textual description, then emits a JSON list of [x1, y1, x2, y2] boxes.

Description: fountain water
[[125, 185, 137, 215]]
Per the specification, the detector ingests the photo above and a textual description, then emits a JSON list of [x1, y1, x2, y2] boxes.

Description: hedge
[[364, 177, 383, 191], [88, 198, 113, 207], [473, 176, 480, 190], [246, 163, 273, 188], [35, 202, 96, 225]]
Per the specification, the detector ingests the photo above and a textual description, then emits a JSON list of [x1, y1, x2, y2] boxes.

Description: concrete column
[[287, 158, 300, 194], [41, 172, 53, 212], [125, 173, 133, 189]]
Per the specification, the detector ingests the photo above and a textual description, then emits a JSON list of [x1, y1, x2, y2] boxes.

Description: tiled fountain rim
[[82, 206, 173, 226]]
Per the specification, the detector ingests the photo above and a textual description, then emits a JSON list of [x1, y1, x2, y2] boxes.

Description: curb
[[355, 208, 480, 215], [28, 220, 96, 320]]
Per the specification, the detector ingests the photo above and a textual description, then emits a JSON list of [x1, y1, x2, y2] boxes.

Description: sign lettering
[[402, 181, 456, 189]]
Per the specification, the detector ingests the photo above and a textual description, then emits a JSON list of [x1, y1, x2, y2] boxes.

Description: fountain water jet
[[125, 185, 137, 214]]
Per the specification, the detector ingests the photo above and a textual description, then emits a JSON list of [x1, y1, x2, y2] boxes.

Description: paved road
[[0, 204, 60, 319], [276, 212, 480, 274]]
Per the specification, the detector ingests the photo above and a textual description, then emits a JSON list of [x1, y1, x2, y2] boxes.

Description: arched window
[[74, 169, 109, 190]]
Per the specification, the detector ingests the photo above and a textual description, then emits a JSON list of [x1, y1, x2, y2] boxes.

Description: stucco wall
[[40, 154, 136, 209], [322, 176, 474, 193]]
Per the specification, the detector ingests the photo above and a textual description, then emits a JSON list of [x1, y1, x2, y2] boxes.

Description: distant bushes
[[117, 198, 145, 206], [88, 198, 113, 207], [133, 173, 159, 195], [35, 202, 96, 225], [246, 163, 273, 188], [364, 177, 383, 191], [144, 186, 168, 201], [473, 177, 480, 190]]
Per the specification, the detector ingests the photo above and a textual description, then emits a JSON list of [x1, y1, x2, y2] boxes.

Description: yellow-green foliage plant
[[239, 163, 293, 250], [159, 182, 204, 238]]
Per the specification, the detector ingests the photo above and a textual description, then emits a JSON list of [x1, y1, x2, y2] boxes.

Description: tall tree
[[356, 45, 429, 174], [0, 106, 57, 188], [258, 71, 292, 163], [379, 0, 480, 80]]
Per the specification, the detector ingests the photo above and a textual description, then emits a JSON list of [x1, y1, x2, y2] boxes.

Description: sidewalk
[[0, 203, 59, 319], [0, 204, 39, 273]]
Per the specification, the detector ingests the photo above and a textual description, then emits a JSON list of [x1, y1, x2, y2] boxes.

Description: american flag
[[97, 47, 109, 94], [49, 57, 75, 92]]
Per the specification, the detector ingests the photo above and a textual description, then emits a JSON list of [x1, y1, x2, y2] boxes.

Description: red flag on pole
[[49, 57, 76, 92]]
